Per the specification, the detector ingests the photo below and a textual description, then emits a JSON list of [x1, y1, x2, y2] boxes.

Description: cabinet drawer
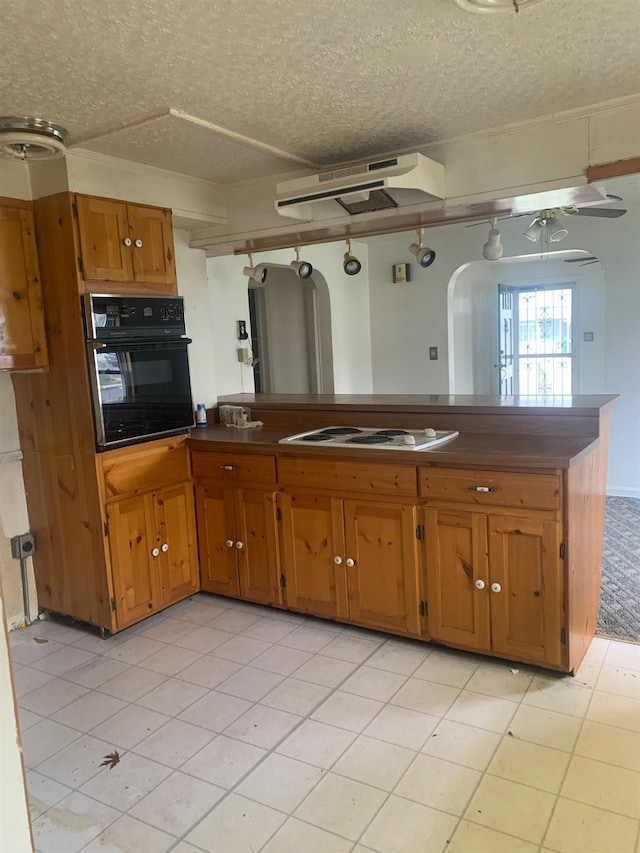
[[191, 451, 276, 486], [419, 468, 561, 510], [279, 457, 417, 497], [100, 437, 190, 500]]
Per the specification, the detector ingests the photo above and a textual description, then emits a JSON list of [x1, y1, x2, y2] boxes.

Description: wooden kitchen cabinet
[[0, 200, 48, 371], [75, 194, 177, 292], [421, 467, 564, 668]]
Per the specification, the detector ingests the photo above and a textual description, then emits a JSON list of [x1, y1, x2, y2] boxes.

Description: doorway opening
[[498, 282, 575, 395]]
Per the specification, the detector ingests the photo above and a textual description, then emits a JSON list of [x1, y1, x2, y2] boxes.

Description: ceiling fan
[[519, 198, 627, 243]]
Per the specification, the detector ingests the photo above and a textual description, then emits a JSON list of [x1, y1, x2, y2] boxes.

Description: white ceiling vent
[[0, 116, 68, 161], [275, 153, 445, 221]]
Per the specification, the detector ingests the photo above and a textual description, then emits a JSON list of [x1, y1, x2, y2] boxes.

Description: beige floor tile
[[365, 641, 427, 674], [207, 608, 262, 632], [80, 751, 172, 811], [333, 735, 415, 790], [584, 636, 610, 663], [31, 791, 120, 853], [10, 637, 64, 666], [210, 634, 272, 663], [133, 718, 216, 767], [138, 644, 203, 676], [135, 677, 208, 716], [173, 625, 236, 654], [320, 633, 382, 663], [19, 677, 89, 716], [572, 658, 602, 690], [91, 703, 170, 749], [293, 654, 359, 687], [169, 844, 203, 853], [465, 664, 534, 701], [294, 772, 387, 841], [562, 755, 640, 818], [36, 733, 114, 788], [261, 817, 352, 853], [17, 706, 43, 732], [605, 640, 640, 672], [311, 690, 384, 732], [488, 736, 570, 792], [216, 664, 284, 700], [178, 688, 252, 732], [175, 654, 242, 688], [98, 666, 167, 702], [361, 794, 457, 853], [524, 675, 593, 717], [139, 615, 201, 643], [250, 644, 312, 675], [448, 820, 540, 853], [340, 664, 407, 701], [52, 691, 127, 732], [260, 676, 331, 715], [25, 770, 73, 820], [364, 704, 439, 749], [575, 719, 640, 771], [422, 718, 501, 770], [102, 635, 167, 665], [236, 752, 325, 812], [396, 753, 482, 814], [508, 704, 582, 751], [544, 797, 639, 853], [412, 653, 478, 688], [171, 600, 229, 626], [242, 616, 298, 643], [464, 774, 556, 844], [278, 624, 335, 653], [129, 771, 225, 836], [83, 814, 176, 852], [62, 656, 131, 688], [586, 689, 640, 732], [445, 690, 518, 733], [12, 665, 54, 698], [30, 645, 97, 676], [596, 664, 640, 699], [181, 734, 267, 787], [277, 719, 356, 769], [186, 792, 286, 852], [21, 719, 81, 767], [391, 677, 460, 717], [224, 704, 302, 748]]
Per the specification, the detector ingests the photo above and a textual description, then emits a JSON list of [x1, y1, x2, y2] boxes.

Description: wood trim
[[0, 196, 32, 210], [587, 157, 640, 182]]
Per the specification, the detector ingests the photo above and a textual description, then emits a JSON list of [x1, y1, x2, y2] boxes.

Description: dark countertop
[[188, 423, 599, 469]]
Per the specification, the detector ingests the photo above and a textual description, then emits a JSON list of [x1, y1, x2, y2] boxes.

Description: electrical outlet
[[429, 346, 438, 360], [237, 320, 248, 340], [392, 263, 410, 284]]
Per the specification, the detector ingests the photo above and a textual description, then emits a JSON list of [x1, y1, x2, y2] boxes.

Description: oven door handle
[[88, 338, 193, 351]]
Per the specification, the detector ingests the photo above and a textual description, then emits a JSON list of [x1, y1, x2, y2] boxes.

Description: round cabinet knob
[[134, 238, 143, 248], [123, 237, 132, 247], [345, 558, 355, 567], [334, 556, 342, 565], [491, 582, 502, 593], [161, 543, 169, 553], [151, 547, 160, 557], [226, 540, 234, 548], [475, 579, 486, 589], [236, 541, 244, 549]]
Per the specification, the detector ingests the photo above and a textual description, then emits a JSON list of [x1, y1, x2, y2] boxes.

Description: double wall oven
[[83, 294, 195, 450]]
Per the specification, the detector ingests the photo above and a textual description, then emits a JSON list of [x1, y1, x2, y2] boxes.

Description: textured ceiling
[[1, 0, 639, 183]]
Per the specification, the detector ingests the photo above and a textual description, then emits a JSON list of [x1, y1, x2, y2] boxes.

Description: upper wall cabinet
[[75, 195, 177, 293], [0, 200, 48, 371]]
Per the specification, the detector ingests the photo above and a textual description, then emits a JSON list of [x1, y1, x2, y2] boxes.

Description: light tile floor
[[9, 593, 640, 853]]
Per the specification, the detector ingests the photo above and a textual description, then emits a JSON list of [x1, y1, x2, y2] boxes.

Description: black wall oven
[[83, 294, 195, 450]]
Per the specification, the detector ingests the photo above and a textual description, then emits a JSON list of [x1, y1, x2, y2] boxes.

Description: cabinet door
[[344, 500, 420, 634], [488, 515, 563, 667], [234, 489, 281, 605], [195, 484, 240, 597], [75, 196, 133, 282], [127, 204, 177, 289], [0, 206, 47, 370], [424, 507, 491, 651], [279, 492, 348, 619], [107, 493, 158, 627], [156, 482, 198, 605]]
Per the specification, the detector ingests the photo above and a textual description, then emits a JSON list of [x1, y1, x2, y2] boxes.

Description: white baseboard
[[607, 487, 640, 498]]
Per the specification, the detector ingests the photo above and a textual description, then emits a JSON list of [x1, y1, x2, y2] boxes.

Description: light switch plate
[[392, 262, 410, 284]]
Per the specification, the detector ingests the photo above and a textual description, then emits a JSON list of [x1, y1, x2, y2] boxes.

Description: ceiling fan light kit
[[451, 0, 548, 13], [0, 116, 68, 161]]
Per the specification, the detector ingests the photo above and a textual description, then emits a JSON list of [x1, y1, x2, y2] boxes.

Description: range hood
[[275, 152, 445, 221]]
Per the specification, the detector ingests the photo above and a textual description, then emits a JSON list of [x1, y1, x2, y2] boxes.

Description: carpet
[[597, 496, 640, 642]]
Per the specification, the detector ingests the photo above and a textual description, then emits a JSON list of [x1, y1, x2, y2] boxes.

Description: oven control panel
[[84, 294, 186, 340]]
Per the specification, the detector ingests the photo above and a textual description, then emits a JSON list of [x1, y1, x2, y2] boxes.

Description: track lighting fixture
[[409, 228, 436, 268], [343, 239, 362, 276], [482, 218, 504, 260], [242, 253, 268, 284], [290, 246, 313, 279]]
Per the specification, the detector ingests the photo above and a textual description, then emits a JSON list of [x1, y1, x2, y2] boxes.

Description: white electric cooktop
[[278, 426, 459, 451]]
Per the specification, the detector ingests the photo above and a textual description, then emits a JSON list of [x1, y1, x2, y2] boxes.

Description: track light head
[[290, 247, 313, 279], [409, 228, 436, 268], [482, 218, 504, 260], [243, 253, 268, 283], [343, 239, 362, 275]]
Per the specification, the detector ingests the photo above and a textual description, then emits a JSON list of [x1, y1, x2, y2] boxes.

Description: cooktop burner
[[279, 426, 460, 452]]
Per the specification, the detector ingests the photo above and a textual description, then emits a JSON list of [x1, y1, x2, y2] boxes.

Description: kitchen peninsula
[[188, 393, 617, 674]]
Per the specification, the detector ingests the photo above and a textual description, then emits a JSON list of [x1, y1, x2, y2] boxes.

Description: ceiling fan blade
[[572, 207, 627, 218], [564, 256, 598, 263]]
